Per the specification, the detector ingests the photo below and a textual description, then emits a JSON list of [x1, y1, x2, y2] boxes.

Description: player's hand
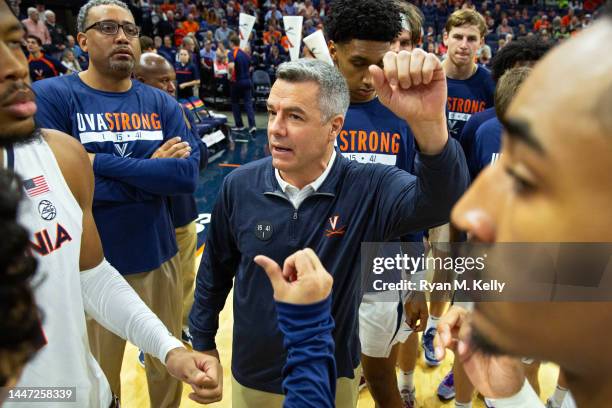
[[404, 291, 429, 331], [165, 347, 223, 404], [370, 50, 448, 154], [433, 306, 525, 399], [152, 137, 191, 159], [369, 49, 447, 124], [254, 248, 333, 304]]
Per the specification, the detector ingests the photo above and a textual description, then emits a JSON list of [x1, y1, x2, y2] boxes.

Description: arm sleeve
[[377, 138, 470, 241], [94, 175, 156, 203], [277, 297, 336, 408], [473, 121, 503, 175], [189, 181, 239, 351], [80, 259, 185, 364], [92, 100, 200, 195], [33, 80, 72, 134]]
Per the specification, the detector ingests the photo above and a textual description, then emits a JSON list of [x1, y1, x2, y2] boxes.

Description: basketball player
[[434, 10, 495, 407], [0, 2, 221, 407], [31, 1, 203, 405], [324, 1, 429, 406], [190, 56, 469, 408], [435, 6, 612, 407], [0, 170, 45, 404], [134, 52, 209, 346], [391, 1, 424, 53]]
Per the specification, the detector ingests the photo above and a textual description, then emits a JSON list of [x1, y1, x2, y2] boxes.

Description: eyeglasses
[[84, 20, 140, 38]]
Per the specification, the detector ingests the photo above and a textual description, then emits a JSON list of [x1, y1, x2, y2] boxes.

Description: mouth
[[1, 89, 37, 119], [271, 144, 293, 155], [112, 49, 134, 59], [356, 88, 375, 97]]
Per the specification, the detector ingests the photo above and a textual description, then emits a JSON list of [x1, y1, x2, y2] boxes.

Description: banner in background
[[238, 13, 256, 50], [283, 16, 303, 61], [303, 30, 333, 65]]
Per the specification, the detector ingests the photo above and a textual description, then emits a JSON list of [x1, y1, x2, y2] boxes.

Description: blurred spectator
[[26, 34, 66, 82], [212, 0, 226, 21], [517, 23, 528, 38], [22, 7, 50, 45], [555, 23, 571, 40], [319, 0, 328, 18], [265, 44, 284, 82], [561, 7, 575, 26], [183, 13, 199, 34], [478, 45, 492, 66], [226, 3, 239, 26], [265, 4, 283, 23], [496, 17, 513, 36], [263, 22, 282, 45], [61, 49, 82, 73], [214, 51, 229, 77], [284, 0, 297, 15], [204, 30, 215, 46], [160, 0, 176, 14], [200, 40, 216, 67], [140, 35, 156, 53], [44, 10, 66, 59], [175, 48, 200, 99], [540, 29, 551, 42], [215, 19, 234, 47], [158, 35, 177, 63], [497, 37, 506, 50], [154, 35, 162, 49], [174, 22, 188, 47], [157, 10, 177, 39], [300, 0, 317, 19], [534, 14, 551, 31], [182, 35, 200, 66], [216, 42, 229, 60]]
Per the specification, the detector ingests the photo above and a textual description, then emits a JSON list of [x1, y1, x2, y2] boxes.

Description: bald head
[[134, 52, 176, 96]]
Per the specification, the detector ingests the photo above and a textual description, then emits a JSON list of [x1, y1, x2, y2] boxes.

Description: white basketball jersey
[[4, 138, 112, 407]]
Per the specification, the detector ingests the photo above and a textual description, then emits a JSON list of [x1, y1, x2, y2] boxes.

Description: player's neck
[[279, 148, 334, 190], [444, 59, 477, 80], [32, 50, 42, 59], [79, 67, 132, 93]]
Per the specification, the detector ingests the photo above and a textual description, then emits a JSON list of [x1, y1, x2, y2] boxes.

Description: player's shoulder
[[31, 73, 74, 93], [42, 129, 91, 205]]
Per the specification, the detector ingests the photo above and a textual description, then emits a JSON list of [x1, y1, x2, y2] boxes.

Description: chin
[[0, 119, 37, 147]]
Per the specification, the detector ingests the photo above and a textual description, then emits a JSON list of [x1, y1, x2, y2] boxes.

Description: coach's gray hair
[[275, 59, 349, 122], [77, 0, 131, 33]]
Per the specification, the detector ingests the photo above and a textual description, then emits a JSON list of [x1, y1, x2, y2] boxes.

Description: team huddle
[[0, 0, 611, 408]]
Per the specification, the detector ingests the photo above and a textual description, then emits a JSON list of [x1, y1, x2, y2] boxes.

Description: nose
[[114, 26, 130, 44], [167, 80, 176, 95], [267, 111, 286, 139], [451, 163, 508, 243]]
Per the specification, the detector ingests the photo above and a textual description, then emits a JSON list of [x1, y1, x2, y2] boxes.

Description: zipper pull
[[293, 210, 298, 220]]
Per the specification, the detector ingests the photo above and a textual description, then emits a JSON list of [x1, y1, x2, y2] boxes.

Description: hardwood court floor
[[121, 115, 559, 407]]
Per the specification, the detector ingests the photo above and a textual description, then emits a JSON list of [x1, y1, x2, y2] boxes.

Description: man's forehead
[[340, 39, 390, 61], [449, 25, 481, 36], [88, 4, 134, 23], [269, 81, 319, 108]]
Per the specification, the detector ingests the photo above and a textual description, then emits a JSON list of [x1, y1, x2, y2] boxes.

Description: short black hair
[[490, 36, 552, 82], [26, 34, 42, 46], [324, 0, 402, 44]]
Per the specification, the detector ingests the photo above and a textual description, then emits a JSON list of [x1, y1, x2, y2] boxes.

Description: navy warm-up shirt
[[472, 116, 503, 176], [28, 54, 67, 82], [33, 74, 200, 274], [190, 139, 469, 393], [459, 107, 496, 179], [175, 61, 200, 86], [229, 47, 251, 82], [446, 66, 495, 140]]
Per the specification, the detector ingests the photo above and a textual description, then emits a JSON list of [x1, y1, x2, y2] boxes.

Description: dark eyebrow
[[265, 103, 307, 116], [500, 117, 546, 155]]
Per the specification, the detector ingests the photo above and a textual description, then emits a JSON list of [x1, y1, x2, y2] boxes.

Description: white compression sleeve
[[80, 259, 184, 364], [484, 379, 544, 408]]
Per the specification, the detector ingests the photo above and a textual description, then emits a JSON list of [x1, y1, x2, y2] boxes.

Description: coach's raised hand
[[255, 248, 333, 304], [369, 49, 448, 155]]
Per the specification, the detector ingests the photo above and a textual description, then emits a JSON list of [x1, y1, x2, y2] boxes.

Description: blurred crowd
[[11, 0, 605, 96]]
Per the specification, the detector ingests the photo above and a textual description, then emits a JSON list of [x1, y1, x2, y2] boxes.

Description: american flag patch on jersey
[[24, 175, 50, 197]]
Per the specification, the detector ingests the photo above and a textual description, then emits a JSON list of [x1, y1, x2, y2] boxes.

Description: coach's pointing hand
[[255, 248, 333, 304], [369, 49, 448, 155], [165, 348, 223, 404]]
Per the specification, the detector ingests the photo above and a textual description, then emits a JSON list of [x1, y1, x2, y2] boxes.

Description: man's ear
[[329, 114, 344, 140], [77, 32, 88, 52], [328, 40, 338, 64]]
